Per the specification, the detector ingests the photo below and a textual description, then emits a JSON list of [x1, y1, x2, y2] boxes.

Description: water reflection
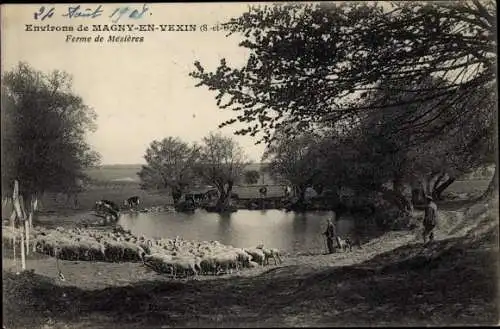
[[118, 209, 356, 254]]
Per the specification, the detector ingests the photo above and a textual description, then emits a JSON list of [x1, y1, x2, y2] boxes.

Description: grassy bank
[[3, 197, 498, 328], [35, 183, 172, 215]]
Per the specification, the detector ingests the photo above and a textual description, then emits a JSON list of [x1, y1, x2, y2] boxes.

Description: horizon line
[[92, 161, 270, 167]]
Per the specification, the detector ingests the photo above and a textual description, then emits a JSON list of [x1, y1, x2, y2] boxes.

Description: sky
[[1, 3, 268, 165]]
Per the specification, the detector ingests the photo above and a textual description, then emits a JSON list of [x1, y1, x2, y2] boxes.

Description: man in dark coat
[[423, 195, 438, 244], [323, 218, 337, 254]]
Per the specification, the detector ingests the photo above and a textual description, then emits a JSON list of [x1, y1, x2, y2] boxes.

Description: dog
[[336, 236, 353, 252]]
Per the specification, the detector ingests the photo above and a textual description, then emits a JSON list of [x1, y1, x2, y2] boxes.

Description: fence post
[[20, 228, 26, 270], [12, 180, 26, 271], [10, 210, 17, 271]]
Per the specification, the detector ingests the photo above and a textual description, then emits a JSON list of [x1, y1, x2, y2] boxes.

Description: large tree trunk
[[381, 187, 413, 215], [172, 187, 183, 206], [410, 178, 425, 207], [290, 185, 307, 212], [25, 192, 40, 228], [393, 179, 413, 214], [480, 164, 498, 200], [432, 172, 447, 191], [423, 172, 443, 197], [411, 188, 425, 206], [432, 177, 456, 200], [313, 183, 324, 195], [215, 181, 233, 212]]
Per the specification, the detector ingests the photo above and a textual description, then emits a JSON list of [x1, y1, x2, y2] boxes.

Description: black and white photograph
[[1, 2, 498, 327]]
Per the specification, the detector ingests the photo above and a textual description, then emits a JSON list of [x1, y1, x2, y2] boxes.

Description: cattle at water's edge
[[124, 196, 140, 210], [94, 199, 121, 222]]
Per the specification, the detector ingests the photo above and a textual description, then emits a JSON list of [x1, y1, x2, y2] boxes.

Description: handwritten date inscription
[[33, 4, 150, 23]]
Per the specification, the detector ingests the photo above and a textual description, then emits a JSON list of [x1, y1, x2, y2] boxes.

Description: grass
[[36, 184, 172, 214]]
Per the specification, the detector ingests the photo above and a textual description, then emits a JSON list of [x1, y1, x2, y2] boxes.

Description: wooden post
[[19, 195, 29, 255], [28, 211, 33, 230], [29, 198, 34, 228], [27, 196, 38, 229], [25, 219, 30, 256], [19, 194, 30, 255], [20, 228, 26, 270], [19, 195, 27, 222], [12, 180, 26, 271], [10, 210, 17, 271]]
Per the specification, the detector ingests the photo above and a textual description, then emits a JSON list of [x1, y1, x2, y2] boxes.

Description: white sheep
[[244, 248, 265, 266], [213, 251, 239, 274], [102, 239, 125, 262], [233, 248, 253, 267], [257, 246, 283, 265], [169, 255, 201, 278], [248, 261, 259, 268], [74, 237, 102, 261], [121, 241, 145, 262], [57, 237, 82, 260], [143, 253, 174, 274], [199, 255, 218, 275]]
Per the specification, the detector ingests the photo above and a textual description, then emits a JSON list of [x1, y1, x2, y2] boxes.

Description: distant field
[[85, 164, 142, 182], [84, 163, 282, 185]]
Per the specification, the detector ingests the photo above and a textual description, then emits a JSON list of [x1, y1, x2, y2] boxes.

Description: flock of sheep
[[2, 225, 283, 278]]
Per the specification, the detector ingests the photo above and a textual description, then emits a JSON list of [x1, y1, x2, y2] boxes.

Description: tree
[[1, 62, 100, 210], [243, 170, 260, 185], [337, 77, 495, 209], [195, 133, 247, 212], [46, 175, 87, 209], [358, 77, 496, 202], [191, 1, 495, 141], [289, 75, 495, 214], [262, 129, 322, 209], [138, 137, 200, 205], [190, 1, 497, 193]]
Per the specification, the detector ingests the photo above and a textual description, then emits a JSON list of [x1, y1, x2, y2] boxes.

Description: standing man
[[323, 217, 337, 254], [423, 195, 438, 244]]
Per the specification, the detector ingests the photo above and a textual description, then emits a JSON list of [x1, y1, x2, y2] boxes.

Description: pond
[[118, 209, 356, 254]]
